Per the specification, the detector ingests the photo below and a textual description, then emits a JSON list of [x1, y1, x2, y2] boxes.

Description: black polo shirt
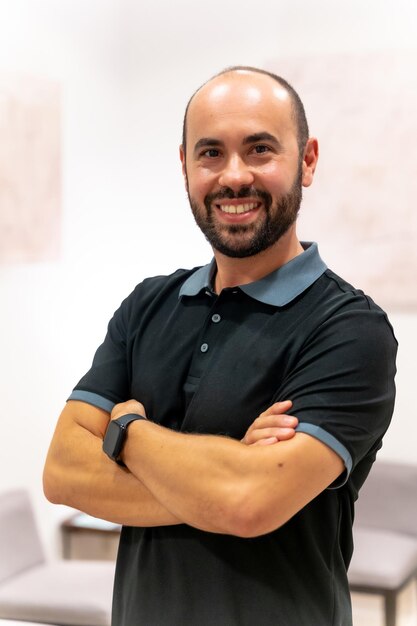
[[69, 242, 397, 626]]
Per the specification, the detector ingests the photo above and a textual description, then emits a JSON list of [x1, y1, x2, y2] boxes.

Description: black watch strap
[[103, 412, 147, 465], [114, 413, 146, 466], [116, 413, 147, 428]]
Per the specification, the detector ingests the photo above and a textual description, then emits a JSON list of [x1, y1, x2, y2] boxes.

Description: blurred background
[[0, 1, 416, 624]]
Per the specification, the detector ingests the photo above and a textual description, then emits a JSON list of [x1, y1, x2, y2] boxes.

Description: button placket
[[195, 295, 229, 362], [199, 312, 222, 355]]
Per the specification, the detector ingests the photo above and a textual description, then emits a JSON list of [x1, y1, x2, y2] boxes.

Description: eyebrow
[[242, 132, 281, 147], [193, 132, 282, 155], [193, 137, 224, 155]]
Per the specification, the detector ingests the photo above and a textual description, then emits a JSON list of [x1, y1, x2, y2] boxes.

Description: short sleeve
[[274, 304, 397, 486], [68, 290, 136, 410]]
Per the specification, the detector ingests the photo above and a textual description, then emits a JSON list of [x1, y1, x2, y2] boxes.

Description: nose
[[218, 154, 255, 191]]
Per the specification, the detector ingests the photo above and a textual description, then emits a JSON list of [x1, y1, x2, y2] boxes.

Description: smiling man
[[182, 70, 307, 268], [44, 67, 397, 626]]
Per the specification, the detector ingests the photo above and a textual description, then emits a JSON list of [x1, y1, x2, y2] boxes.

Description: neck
[[213, 228, 303, 293]]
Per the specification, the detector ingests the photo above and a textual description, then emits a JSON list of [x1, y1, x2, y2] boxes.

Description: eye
[[201, 148, 221, 158], [252, 144, 271, 154]]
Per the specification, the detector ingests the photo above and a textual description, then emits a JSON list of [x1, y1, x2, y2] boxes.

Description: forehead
[[186, 72, 296, 147]]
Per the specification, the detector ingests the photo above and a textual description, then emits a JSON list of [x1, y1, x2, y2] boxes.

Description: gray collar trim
[[179, 242, 327, 307]]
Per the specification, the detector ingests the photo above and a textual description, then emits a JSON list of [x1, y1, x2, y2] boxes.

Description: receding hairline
[[181, 66, 309, 156]]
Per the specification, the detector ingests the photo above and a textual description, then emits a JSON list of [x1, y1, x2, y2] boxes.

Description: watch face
[[103, 420, 124, 460]]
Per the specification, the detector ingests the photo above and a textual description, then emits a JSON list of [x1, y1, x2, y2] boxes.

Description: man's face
[[181, 71, 308, 258]]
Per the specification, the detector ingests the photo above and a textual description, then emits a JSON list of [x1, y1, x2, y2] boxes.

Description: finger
[[244, 427, 296, 446], [248, 414, 298, 431], [111, 402, 128, 420], [111, 400, 146, 420], [253, 437, 279, 446], [261, 401, 293, 417], [242, 419, 297, 444]]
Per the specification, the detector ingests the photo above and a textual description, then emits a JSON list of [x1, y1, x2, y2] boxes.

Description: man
[[43, 66, 397, 625]]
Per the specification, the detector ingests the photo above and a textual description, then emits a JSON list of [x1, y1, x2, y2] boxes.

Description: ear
[[301, 138, 319, 188], [179, 145, 189, 192], [179, 144, 186, 178]]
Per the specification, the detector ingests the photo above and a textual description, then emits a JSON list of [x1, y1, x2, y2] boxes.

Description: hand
[[241, 401, 298, 446], [111, 399, 147, 421]]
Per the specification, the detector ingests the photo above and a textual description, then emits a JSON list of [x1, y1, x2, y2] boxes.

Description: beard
[[188, 168, 303, 259]]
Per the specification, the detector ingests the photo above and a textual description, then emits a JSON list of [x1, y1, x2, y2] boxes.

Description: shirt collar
[[179, 242, 327, 307]]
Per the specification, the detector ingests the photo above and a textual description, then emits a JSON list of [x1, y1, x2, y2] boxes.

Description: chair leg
[[384, 591, 397, 626]]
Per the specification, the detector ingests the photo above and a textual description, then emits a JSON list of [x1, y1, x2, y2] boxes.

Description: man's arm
[[43, 399, 298, 528], [116, 401, 344, 537], [43, 400, 181, 526]]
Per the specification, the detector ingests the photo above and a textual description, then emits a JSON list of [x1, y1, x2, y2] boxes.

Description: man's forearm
[[122, 418, 259, 535], [121, 416, 343, 538], [43, 404, 182, 527]]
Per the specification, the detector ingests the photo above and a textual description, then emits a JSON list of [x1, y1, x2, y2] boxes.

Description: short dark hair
[[181, 66, 309, 158]]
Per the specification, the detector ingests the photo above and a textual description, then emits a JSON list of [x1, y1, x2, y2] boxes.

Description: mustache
[[205, 187, 272, 204]]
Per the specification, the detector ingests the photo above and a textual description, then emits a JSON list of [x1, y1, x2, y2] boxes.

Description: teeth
[[219, 202, 257, 214]]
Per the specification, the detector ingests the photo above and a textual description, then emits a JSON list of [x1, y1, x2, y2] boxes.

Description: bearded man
[[44, 66, 397, 626]]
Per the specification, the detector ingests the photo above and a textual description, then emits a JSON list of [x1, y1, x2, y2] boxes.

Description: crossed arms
[[43, 398, 344, 537]]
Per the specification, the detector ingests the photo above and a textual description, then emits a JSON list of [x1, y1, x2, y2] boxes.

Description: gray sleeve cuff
[[295, 422, 352, 489], [67, 390, 116, 413]]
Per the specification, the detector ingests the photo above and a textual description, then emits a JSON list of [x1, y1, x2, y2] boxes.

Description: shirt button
[[200, 343, 209, 353], [211, 314, 221, 323]]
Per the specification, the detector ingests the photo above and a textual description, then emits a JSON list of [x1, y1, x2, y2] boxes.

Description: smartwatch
[[103, 413, 147, 465]]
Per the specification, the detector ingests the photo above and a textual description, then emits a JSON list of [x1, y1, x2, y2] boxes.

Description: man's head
[[182, 66, 310, 160], [180, 67, 318, 259]]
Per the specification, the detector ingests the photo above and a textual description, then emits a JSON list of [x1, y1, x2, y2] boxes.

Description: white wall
[[0, 0, 416, 558]]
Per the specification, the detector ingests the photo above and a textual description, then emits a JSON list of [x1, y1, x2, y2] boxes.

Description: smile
[[216, 202, 261, 214]]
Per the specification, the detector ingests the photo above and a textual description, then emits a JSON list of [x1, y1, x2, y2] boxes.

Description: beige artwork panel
[[269, 52, 417, 310], [0, 74, 60, 264]]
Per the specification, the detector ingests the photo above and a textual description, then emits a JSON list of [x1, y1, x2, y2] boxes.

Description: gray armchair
[[348, 461, 417, 626], [0, 490, 115, 626]]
